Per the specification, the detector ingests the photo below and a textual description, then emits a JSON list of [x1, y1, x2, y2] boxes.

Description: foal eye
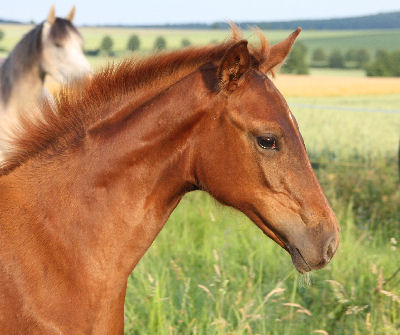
[[257, 136, 278, 150], [55, 43, 62, 48]]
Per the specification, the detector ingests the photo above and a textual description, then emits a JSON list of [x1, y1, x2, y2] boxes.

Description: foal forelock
[[49, 18, 82, 43], [0, 28, 272, 176]]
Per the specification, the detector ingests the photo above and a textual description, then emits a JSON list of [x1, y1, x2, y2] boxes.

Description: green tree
[[282, 41, 309, 74], [312, 48, 327, 62], [181, 39, 191, 48], [345, 49, 358, 62], [355, 49, 370, 68], [100, 35, 113, 55], [127, 35, 140, 52], [154, 36, 167, 51], [366, 49, 400, 77], [329, 50, 345, 68]]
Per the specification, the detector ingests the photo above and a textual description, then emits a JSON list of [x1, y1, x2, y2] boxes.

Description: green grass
[[1, 24, 400, 64], [123, 95, 400, 334]]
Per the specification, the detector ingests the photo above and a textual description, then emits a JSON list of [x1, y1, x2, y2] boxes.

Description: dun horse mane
[[0, 24, 43, 104], [0, 28, 270, 175]]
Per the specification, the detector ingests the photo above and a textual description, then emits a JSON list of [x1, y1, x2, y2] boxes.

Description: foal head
[[195, 30, 339, 273], [40, 5, 91, 82]]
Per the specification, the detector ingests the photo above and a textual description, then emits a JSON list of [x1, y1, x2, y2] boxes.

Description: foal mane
[[0, 28, 270, 176]]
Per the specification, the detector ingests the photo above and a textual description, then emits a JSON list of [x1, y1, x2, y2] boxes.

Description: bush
[[345, 49, 358, 62], [344, 49, 370, 68], [282, 41, 309, 74], [84, 49, 100, 56], [328, 50, 345, 68], [100, 35, 114, 55], [154, 36, 167, 51], [181, 39, 191, 48], [127, 35, 140, 52], [355, 49, 370, 68], [0, 30, 4, 41], [366, 49, 400, 76], [312, 48, 327, 62]]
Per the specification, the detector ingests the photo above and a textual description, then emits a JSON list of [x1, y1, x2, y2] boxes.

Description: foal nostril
[[324, 237, 337, 262]]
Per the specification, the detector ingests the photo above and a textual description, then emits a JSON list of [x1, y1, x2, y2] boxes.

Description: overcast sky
[[1, 0, 399, 25]]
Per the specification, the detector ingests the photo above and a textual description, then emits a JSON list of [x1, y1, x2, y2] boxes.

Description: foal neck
[[0, 66, 214, 332], [19, 68, 211, 274]]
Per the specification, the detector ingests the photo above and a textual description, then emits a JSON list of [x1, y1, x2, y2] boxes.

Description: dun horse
[[0, 5, 91, 117], [0, 28, 339, 334]]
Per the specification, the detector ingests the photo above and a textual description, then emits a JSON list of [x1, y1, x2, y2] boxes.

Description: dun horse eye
[[257, 136, 278, 150]]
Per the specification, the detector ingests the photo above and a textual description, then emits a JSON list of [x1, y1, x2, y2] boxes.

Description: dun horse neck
[[0, 27, 45, 115]]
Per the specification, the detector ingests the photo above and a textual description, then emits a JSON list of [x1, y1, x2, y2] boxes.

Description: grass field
[[1, 23, 400, 60], [0, 23, 399, 334]]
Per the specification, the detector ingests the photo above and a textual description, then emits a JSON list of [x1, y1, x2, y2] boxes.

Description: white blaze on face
[[41, 21, 91, 83]]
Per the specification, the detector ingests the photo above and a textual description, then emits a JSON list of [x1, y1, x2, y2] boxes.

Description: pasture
[[0, 24, 399, 334]]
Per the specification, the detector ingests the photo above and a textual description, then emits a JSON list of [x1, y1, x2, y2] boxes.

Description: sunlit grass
[[124, 187, 399, 334]]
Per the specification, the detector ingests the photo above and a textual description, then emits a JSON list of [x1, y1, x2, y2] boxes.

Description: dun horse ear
[[217, 40, 250, 92], [47, 4, 56, 25], [66, 6, 76, 22], [261, 28, 301, 73]]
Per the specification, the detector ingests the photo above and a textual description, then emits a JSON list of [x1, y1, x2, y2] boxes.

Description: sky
[[1, 0, 400, 25]]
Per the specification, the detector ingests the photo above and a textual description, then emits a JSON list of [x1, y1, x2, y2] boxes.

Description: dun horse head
[[194, 31, 339, 272], [40, 5, 91, 82]]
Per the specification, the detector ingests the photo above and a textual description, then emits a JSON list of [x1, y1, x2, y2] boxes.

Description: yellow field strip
[[45, 74, 400, 98], [273, 74, 400, 97]]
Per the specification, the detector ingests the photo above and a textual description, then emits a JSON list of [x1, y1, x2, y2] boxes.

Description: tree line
[[85, 34, 193, 56], [281, 42, 400, 77]]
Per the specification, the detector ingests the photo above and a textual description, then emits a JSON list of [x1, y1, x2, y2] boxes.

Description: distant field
[[273, 74, 400, 96], [1, 23, 400, 61], [289, 94, 400, 159]]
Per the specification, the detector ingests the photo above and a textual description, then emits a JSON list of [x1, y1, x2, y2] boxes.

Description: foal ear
[[47, 4, 56, 25], [217, 40, 251, 92], [261, 28, 301, 73], [66, 6, 76, 22]]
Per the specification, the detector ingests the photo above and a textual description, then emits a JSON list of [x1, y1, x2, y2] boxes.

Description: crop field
[[1, 24, 400, 60], [1, 24, 399, 334]]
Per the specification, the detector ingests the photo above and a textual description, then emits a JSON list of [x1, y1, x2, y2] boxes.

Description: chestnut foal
[[0, 29, 339, 334]]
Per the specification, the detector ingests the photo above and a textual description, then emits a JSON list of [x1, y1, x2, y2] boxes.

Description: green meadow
[[1, 24, 400, 63], [0, 23, 399, 334]]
